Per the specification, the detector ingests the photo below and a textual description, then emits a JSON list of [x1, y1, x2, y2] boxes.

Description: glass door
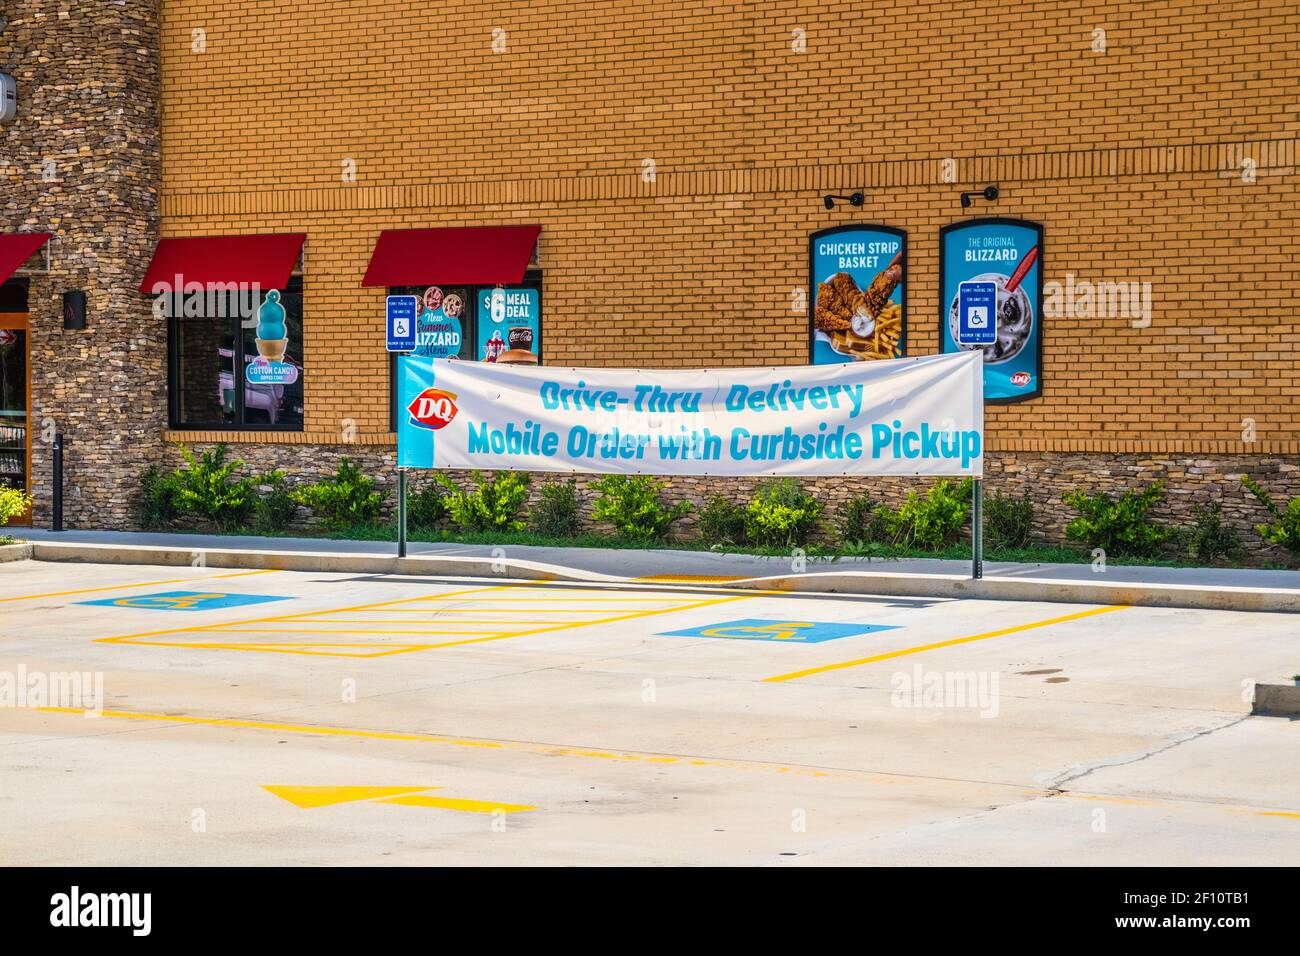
[[0, 314, 29, 525]]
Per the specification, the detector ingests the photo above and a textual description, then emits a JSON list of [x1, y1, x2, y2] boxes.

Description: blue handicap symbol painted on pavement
[[78, 591, 295, 612], [657, 618, 898, 643]]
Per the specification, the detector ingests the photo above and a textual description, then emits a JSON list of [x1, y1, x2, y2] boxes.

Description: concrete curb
[[0, 542, 33, 563], [24, 540, 1300, 613], [1252, 683, 1300, 717], [727, 570, 1300, 613], [28, 541, 624, 584]]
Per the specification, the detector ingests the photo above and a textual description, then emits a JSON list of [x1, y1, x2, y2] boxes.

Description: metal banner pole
[[52, 432, 64, 532], [397, 468, 408, 558], [971, 477, 983, 580]]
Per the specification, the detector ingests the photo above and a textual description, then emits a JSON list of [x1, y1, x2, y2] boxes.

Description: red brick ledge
[[164, 430, 396, 446]]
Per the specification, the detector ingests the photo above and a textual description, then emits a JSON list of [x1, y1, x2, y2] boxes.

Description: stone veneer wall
[[161, 442, 1300, 564], [0, 0, 163, 528]]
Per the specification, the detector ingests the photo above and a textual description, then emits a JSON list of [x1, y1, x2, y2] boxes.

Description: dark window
[[389, 274, 541, 430], [0, 279, 29, 312], [168, 276, 304, 430]]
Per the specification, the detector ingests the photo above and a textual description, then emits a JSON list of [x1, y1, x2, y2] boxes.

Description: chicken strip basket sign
[[398, 351, 983, 477]]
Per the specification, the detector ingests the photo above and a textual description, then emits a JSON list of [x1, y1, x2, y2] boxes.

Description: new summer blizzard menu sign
[[411, 286, 464, 359], [940, 218, 1043, 403], [810, 225, 905, 365], [398, 351, 983, 477]]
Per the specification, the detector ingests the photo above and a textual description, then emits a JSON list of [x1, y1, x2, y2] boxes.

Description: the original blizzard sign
[[398, 351, 983, 477], [939, 218, 1043, 403]]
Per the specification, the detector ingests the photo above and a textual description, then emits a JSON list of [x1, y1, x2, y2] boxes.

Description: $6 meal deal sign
[[398, 350, 983, 477]]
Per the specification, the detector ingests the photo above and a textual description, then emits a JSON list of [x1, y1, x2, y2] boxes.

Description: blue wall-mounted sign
[[957, 281, 998, 346], [658, 618, 899, 643], [940, 218, 1043, 403], [808, 225, 906, 365], [412, 286, 463, 359], [477, 286, 540, 365], [386, 295, 417, 352]]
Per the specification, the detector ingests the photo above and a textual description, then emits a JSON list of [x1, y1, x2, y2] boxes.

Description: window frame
[[166, 276, 305, 432], [389, 272, 542, 431]]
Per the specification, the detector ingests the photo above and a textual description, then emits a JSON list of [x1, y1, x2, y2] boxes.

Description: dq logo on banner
[[406, 388, 459, 431], [398, 351, 983, 478]]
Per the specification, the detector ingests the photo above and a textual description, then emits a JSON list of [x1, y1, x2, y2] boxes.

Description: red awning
[[138, 234, 306, 293], [361, 225, 541, 287], [0, 233, 53, 284]]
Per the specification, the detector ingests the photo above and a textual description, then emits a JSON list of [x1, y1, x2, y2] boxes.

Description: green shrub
[[984, 489, 1035, 551], [881, 478, 973, 550], [293, 458, 384, 529], [1242, 476, 1300, 556], [170, 443, 259, 531], [744, 478, 822, 548], [407, 482, 448, 530], [1179, 500, 1242, 564], [699, 496, 746, 547], [531, 479, 580, 537], [1062, 481, 1170, 558], [839, 492, 889, 544], [590, 474, 690, 540], [0, 485, 32, 533], [249, 470, 297, 534], [136, 465, 180, 530], [436, 471, 530, 532]]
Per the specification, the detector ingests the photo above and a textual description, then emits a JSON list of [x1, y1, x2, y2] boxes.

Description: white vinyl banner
[[398, 350, 983, 477]]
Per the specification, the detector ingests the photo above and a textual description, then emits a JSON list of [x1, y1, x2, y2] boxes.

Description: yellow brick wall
[[157, 0, 1300, 454]]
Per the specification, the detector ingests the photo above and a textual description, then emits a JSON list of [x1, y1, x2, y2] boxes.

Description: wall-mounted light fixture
[[0, 73, 15, 124], [823, 192, 865, 211], [63, 290, 87, 330], [960, 185, 999, 208]]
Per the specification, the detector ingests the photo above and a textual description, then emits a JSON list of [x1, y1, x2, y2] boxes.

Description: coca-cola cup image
[[496, 326, 537, 365]]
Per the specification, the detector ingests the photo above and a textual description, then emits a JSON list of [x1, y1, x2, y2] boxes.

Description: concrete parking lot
[[0, 558, 1296, 865]]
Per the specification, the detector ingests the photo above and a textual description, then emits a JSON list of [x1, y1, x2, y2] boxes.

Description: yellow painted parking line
[[95, 582, 759, 658], [0, 568, 280, 604], [35, 707, 850, 778], [763, 605, 1130, 683], [207, 628, 514, 635], [94, 582, 530, 649]]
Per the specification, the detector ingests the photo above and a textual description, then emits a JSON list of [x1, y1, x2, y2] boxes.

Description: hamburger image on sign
[[406, 387, 459, 430]]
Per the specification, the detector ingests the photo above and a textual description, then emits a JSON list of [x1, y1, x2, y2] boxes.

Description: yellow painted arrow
[[379, 794, 537, 814], [262, 785, 432, 809], [262, 785, 537, 814]]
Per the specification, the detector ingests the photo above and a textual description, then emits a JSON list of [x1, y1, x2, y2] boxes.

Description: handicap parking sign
[[957, 280, 998, 346], [386, 295, 418, 352], [78, 591, 295, 612], [658, 618, 898, 643]]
